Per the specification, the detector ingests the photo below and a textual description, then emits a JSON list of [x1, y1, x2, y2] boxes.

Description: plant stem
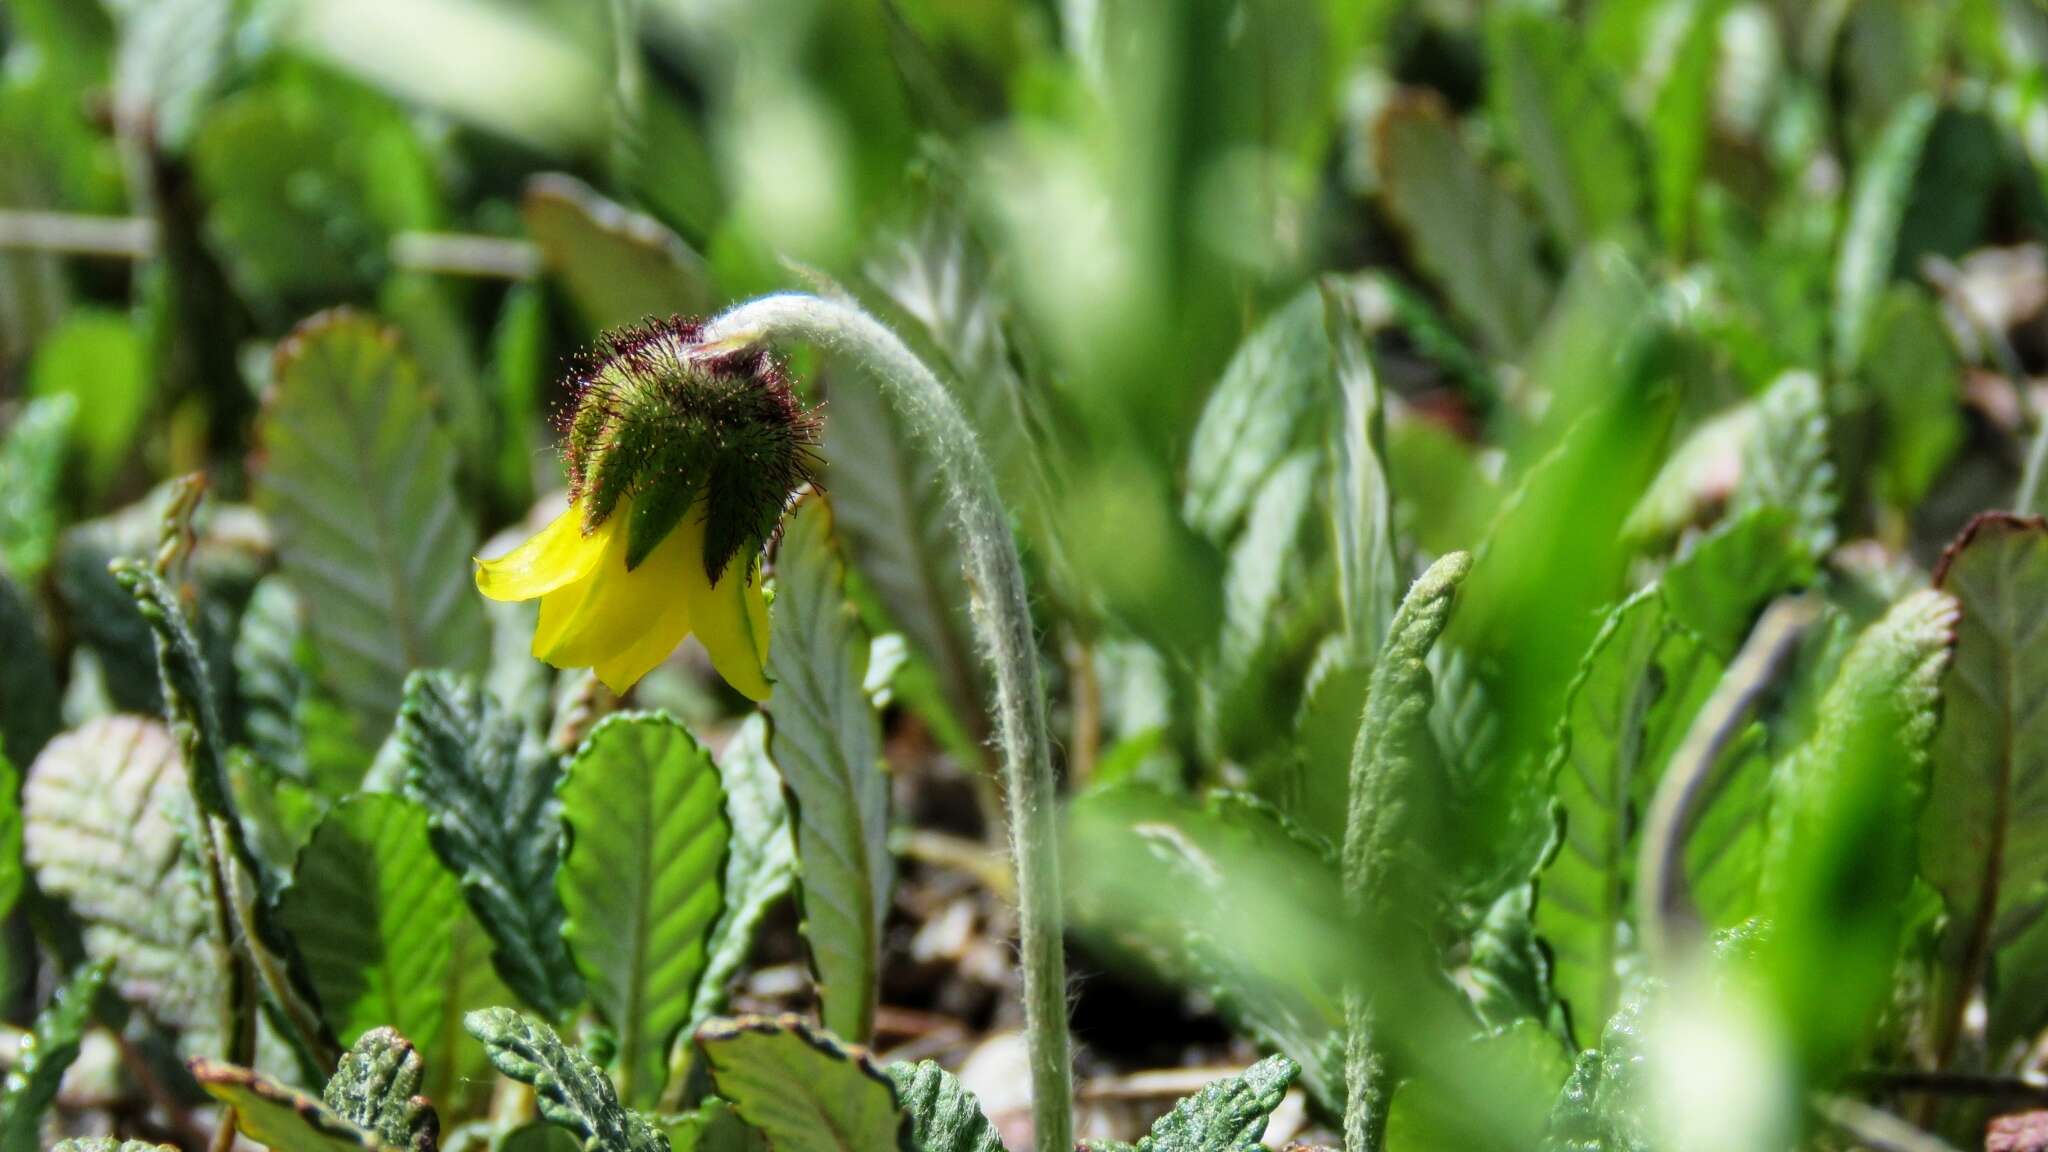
[[699, 293, 1073, 1152], [0, 209, 540, 279]]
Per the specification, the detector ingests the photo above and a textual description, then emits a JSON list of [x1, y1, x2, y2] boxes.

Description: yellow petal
[[536, 506, 695, 670], [477, 501, 606, 602], [683, 547, 772, 702], [592, 594, 692, 694]]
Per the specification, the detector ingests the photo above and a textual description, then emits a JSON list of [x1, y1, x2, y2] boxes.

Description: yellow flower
[[476, 496, 772, 699]]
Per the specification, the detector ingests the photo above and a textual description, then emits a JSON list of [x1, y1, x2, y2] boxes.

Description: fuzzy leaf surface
[[23, 717, 216, 1044], [696, 1016, 908, 1152], [465, 1008, 666, 1152], [694, 714, 796, 1024], [323, 1028, 438, 1152], [398, 669, 579, 1019], [1136, 1056, 1297, 1152], [558, 712, 730, 1109], [255, 310, 488, 745], [765, 496, 891, 1043], [890, 1060, 1003, 1152]]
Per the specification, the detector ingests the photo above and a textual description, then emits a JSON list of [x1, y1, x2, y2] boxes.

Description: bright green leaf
[[465, 1008, 666, 1152], [0, 962, 107, 1152], [890, 1060, 1003, 1152], [694, 714, 796, 1024], [696, 1016, 908, 1152]]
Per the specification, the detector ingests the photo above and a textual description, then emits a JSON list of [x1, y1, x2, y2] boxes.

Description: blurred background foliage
[[11, 0, 2048, 1149]]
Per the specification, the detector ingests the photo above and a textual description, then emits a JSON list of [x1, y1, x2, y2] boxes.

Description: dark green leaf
[[694, 714, 796, 1024], [558, 712, 730, 1108], [277, 794, 462, 1053], [764, 496, 891, 1043], [398, 670, 580, 1020], [696, 1016, 908, 1152], [465, 1008, 667, 1152], [890, 1060, 1003, 1152], [0, 574, 60, 762], [256, 310, 489, 745], [1135, 1055, 1296, 1152], [0, 962, 107, 1152], [323, 1028, 438, 1152]]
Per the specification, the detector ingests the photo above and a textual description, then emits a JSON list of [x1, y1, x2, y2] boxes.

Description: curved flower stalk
[[476, 319, 817, 698], [696, 293, 1073, 1152]]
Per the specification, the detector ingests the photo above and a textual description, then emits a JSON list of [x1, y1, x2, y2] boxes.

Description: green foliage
[[764, 496, 892, 1043], [0, 393, 75, 581], [255, 311, 489, 745], [0, 962, 106, 1152], [465, 1008, 667, 1152], [696, 1016, 908, 1152], [192, 1060, 387, 1152], [398, 670, 580, 1020], [1833, 96, 1939, 377], [1536, 589, 1719, 1042], [1922, 516, 2048, 1054], [890, 1060, 1004, 1152], [1132, 1055, 1297, 1152], [23, 716, 217, 1046], [27, 309, 148, 494], [278, 794, 465, 1055], [694, 715, 796, 1024], [1486, 6, 1643, 249], [558, 713, 730, 1108], [323, 1029, 439, 1152], [0, 575, 60, 762]]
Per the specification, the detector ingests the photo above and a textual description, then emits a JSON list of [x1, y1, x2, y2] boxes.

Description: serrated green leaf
[[1136, 1055, 1296, 1152], [694, 715, 796, 1024], [1375, 96, 1553, 355], [23, 717, 218, 1047], [1659, 507, 1804, 657], [1535, 589, 1720, 1042], [0, 574, 60, 762], [27, 309, 148, 495], [1922, 516, 2048, 1055], [278, 794, 461, 1053], [255, 310, 489, 746], [1487, 7, 1643, 249], [1184, 287, 1329, 543], [1732, 372, 1835, 566], [521, 174, 711, 331], [889, 1060, 1003, 1152], [323, 1028, 438, 1152], [764, 496, 891, 1043], [0, 961, 107, 1152], [1833, 94, 1939, 377], [464, 1007, 667, 1152], [1213, 450, 1326, 755], [696, 1016, 907, 1152], [1465, 884, 1556, 1033], [1763, 588, 1955, 1075], [559, 712, 730, 1108], [665, 1098, 766, 1152], [0, 393, 75, 582], [398, 670, 580, 1020], [234, 575, 374, 796], [822, 360, 985, 758], [1344, 552, 1473, 916], [1322, 277, 1397, 660], [192, 1060, 387, 1152]]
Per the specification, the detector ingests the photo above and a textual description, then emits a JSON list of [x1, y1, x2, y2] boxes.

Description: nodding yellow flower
[[476, 317, 816, 698]]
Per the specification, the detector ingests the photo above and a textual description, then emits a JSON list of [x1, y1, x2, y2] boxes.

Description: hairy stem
[[698, 293, 1073, 1152]]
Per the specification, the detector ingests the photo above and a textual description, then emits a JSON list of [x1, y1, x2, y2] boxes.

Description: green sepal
[[625, 477, 700, 571]]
